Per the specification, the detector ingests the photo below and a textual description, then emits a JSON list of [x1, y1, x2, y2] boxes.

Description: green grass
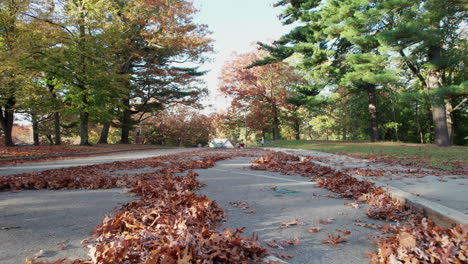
[[264, 140, 468, 170]]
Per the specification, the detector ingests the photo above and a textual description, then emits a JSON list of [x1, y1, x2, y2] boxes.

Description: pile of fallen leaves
[[369, 218, 467, 264], [251, 152, 468, 264], [252, 152, 412, 222], [6, 149, 268, 264], [251, 152, 333, 178]]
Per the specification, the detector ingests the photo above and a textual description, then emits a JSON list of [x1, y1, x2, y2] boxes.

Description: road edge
[[266, 147, 468, 228]]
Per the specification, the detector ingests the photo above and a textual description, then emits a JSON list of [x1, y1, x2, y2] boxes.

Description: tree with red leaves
[[219, 51, 305, 141]]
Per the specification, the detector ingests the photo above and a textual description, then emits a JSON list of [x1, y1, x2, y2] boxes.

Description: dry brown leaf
[[0, 226, 19, 230], [307, 227, 321, 233]]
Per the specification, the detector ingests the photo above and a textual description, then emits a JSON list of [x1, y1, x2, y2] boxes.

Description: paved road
[[0, 150, 387, 264], [270, 148, 468, 216], [0, 189, 133, 263], [196, 157, 386, 264], [0, 148, 198, 176]]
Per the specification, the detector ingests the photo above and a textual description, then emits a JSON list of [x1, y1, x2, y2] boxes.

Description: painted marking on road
[[210, 168, 317, 184]]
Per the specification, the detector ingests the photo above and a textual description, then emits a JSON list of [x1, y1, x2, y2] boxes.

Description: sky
[[193, 0, 294, 113]]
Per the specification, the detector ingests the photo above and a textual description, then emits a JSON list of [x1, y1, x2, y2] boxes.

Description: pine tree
[[375, 0, 467, 146]]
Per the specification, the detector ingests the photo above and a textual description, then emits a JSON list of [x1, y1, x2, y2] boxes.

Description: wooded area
[[0, 0, 211, 146], [1, 0, 467, 147], [217, 0, 467, 147]]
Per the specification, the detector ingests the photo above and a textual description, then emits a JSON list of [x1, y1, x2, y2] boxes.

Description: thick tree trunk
[[427, 69, 450, 146], [293, 118, 300, 140], [54, 112, 61, 145], [342, 127, 347, 141], [46, 135, 54, 145], [0, 102, 15, 146], [427, 46, 450, 147], [98, 122, 111, 144], [48, 83, 61, 145], [366, 84, 379, 142], [32, 117, 40, 146], [79, 111, 91, 146], [272, 105, 280, 141], [120, 98, 132, 144], [445, 98, 454, 145]]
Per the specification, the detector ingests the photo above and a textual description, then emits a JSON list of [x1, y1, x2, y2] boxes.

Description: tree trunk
[[415, 104, 424, 144], [342, 126, 347, 141], [120, 97, 132, 144], [54, 112, 61, 145], [79, 111, 91, 146], [98, 122, 111, 144], [445, 98, 454, 145], [272, 105, 280, 141], [46, 135, 54, 145], [32, 116, 40, 146], [366, 84, 379, 142], [0, 101, 15, 146], [427, 46, 450, 147], [293, 118, 300, 140], [47, 83, 61, 145]]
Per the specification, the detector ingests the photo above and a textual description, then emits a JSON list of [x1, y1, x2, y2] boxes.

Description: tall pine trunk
[[427, 46, 450, 146], [366, 84, 379, 142], [98, 122, 111, 144], [0, 98, 15, 146]]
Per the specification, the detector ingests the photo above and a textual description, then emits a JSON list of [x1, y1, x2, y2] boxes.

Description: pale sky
[[193, 0, 293, 113]]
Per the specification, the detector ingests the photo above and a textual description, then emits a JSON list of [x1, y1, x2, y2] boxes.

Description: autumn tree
[[219, 50, 306, 140], [143, 107, 214, 147], [0, 0, 32, 146], [105, 0, 212, 144]]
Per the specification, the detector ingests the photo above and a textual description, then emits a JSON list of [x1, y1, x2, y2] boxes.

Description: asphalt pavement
[[267, 148, 468, 226], [196, 157, 386, 264]]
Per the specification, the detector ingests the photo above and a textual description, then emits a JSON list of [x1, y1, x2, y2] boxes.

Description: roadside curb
[[266, 148, 468, 228]]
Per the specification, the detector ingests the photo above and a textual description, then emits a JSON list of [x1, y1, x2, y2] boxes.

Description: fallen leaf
[[56, 244, 68, 251], [0, 226, 19, 230], [307, 227, 321, 233], [280, 219, 301, 228], [344, 202, 359, 208], [244, 210, 256, 214], [274, 253, 294, 260], [319, 218, 335, 224], [322, 234, 347, 245]]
